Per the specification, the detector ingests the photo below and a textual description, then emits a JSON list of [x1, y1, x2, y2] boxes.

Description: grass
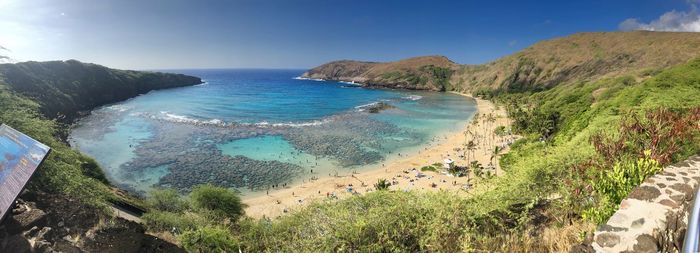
[[162, 56, 700, 252], [0, 82, 113, 210]]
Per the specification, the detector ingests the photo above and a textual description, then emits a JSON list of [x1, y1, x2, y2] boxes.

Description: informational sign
[[0, 124, 50, 222]]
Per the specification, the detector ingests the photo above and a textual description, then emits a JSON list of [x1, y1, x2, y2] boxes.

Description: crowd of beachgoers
[[245, 95, 517, 218]]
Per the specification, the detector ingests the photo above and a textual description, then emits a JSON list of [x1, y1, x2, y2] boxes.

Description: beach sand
[[243, 94, 515, 219]]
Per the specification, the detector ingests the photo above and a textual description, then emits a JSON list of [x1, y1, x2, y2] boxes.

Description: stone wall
[[590, 155, 700, 252]]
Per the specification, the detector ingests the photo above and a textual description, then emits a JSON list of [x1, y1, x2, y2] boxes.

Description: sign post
[[0, 124, 51, 223]]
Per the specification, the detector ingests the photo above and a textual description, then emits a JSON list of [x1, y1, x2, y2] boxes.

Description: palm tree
[[470, 160, 486, 179], [486, 113, 497, 147], [490, 146, 502, 176], [374, 178, 391, 191], [469, 160, 483, 181], [465, 140, 477, 162], [494, 126, 507, 144]]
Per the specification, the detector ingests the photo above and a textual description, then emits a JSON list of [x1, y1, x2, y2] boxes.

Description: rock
[[633, 234, 658, 253], [669, 183, 693, 198], [12, 208, 47, 230], [628, 186, 661, 201], [595, 233, 620, 248], [79, 220, 145, 253], [597, 224, 628, 232], [0, 234, 32, 253], [631, 218, 645, 229], [33, 240, 53, 253], [659, 199, 679, 208], [608, 213, 629, 226]]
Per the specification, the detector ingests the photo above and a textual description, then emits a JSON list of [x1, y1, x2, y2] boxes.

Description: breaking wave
[[133, 111, 332, 128], [403, 95, 423, 101], [293, 76, 325, 81], [106, 104, 132, 112]]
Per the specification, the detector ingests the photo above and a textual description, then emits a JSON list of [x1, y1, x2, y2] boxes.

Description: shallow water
[[69, 69, 476, 196]]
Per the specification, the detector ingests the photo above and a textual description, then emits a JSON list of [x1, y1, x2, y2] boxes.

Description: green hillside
[[140, 43, 700, 251], [0, 60, 201, 122], [0, 60, 201, 221], [2, 32, 700, 252]]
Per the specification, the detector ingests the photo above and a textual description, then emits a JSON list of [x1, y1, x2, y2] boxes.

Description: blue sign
[[0, 124, 50, 221]]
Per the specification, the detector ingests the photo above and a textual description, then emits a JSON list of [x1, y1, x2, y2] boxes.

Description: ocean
[[68, 69, 476, 196]]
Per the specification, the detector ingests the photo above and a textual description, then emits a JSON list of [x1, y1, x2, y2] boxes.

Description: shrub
[[142, 211, 201, 233], [420, 165, 437, 172], [583, 151, 661, 223], [374, 179, 391, 190], [591, 107, 700, 166], [180, 226, 239, 253], [148, 188, 188, 213], [189, 185, 246, 221]]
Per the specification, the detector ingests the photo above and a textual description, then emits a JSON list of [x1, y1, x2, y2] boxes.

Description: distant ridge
[[302, 56, 458, 91], [304, 31, 700, 92], [0, 60, 202, 122]]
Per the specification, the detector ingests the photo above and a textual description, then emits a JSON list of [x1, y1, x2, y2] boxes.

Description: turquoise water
[[69, 69, 476, 195]]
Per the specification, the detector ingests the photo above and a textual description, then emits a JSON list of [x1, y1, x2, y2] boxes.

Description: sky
[[0, 0, 699, 70]]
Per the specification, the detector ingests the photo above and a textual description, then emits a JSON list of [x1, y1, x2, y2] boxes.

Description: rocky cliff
[[0, 60, 202, 122], [302, 56, 458, 91], [304, 31, 700, 92]]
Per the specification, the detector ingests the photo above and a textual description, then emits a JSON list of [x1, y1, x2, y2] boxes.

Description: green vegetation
[[189, 184, 246, 221], [0, 81, 112, 209], [420, 165, 438, 172], [379, 65, 454, 91], [420, 65, 454, 91], [0, 60, 201, 215], [583, 152, 661, 223], [0, 60, 201, 121], [373, 179, 391, 190], [180, 227, 240, 253], [147, 188, 189, 213], [163, 57, 700, 252]]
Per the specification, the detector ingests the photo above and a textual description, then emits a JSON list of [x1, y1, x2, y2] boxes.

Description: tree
[[189, 185, 246, 221], [447, 165, 463, 177], [374, 179, 391, 191], [148, 188, 188, 213], [470, 161, 482, 178], [491, 146, 503, 176], [494, 126, 507, 143], [487, 113, 497, 147], [465, 140, 477, 162], [180, 226, 239, 253]]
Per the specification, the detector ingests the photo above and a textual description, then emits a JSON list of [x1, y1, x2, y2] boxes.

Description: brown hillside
[[303, 56, 459, 91], [453, 31, 700, 92], [304, 31, 700, 92]]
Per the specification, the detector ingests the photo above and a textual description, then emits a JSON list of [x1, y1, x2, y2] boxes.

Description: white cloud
[[620, 8, 700, 32]]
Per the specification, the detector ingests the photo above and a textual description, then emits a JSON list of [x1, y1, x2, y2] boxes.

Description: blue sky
[[0, 0, 698, 69]]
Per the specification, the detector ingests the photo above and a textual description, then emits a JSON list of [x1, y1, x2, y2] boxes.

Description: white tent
[[443, 159, 454, 169]]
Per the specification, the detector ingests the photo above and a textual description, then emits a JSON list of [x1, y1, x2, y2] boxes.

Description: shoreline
[[243, 93, 515, 219]]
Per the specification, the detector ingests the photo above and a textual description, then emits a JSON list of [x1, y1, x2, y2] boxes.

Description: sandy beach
[[243, 93, 515, 219]]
